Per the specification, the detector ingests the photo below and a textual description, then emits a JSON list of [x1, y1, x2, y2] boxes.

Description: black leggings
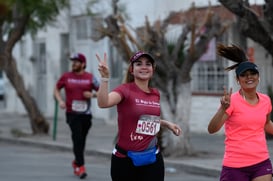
[[111, 152, 165, 181], [66, 113, 92, 166]]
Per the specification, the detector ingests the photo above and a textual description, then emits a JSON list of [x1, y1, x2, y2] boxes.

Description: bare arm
[[97, 84, 122, 108], [83, 91, 93, 99], [160, 119, 182, 136], [264, 114, 273, 135], [53, 87, 66, 109], [208, 107, 228, 134], [208, 87, 232, 134], [96, 53, 122, 108]]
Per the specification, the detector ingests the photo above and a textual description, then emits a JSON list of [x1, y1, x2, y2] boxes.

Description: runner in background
[[54, 53, 99, 179], [96, 51, 182, 181]]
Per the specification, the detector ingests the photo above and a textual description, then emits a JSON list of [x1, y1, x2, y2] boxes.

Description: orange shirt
[[223, 91, 272, 167]]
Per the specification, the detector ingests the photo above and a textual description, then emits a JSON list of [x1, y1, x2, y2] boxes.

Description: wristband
[[101, 77, 109, 82]]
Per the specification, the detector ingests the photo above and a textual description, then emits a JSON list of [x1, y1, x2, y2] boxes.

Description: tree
[[0, 0, 68, 134], [219, 0, 273, 63], [92, 1, 227, 156]]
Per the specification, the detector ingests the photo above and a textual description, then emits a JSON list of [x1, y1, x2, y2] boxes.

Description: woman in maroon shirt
[[96, 51, 181, 181]]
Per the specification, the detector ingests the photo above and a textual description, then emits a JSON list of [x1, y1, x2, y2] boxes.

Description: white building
[[3, 0, 272, 134]]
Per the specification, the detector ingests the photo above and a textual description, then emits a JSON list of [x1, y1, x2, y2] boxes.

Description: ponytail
[[217, 43, 248, 71]]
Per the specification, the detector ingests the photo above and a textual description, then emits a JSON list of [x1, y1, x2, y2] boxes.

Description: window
[[33, 41, 47, 113], [75, 17, 89, 40], [191, 60, 228, 94], [191, 32, 229, 95], [108, 43, 123, 79], [60, 33, 69, 73], [74, 16, 102, 41]]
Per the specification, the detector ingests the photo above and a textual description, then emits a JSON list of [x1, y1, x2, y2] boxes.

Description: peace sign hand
[[220, 86, 232, 110], [96, 53, 109, 78]]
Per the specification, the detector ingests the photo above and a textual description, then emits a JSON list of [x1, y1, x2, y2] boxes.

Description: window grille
[[75, 17, 88, 40], [74, 16, 102, 41], [191, 58, 229, 94]]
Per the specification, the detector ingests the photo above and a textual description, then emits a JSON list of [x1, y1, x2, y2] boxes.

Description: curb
[[165, 159, 221, 177], [0, 136, 220, 178]]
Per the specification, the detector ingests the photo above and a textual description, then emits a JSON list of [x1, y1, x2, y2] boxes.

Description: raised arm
[[96, 53, 122, 108], [208, 87, 232, 134]]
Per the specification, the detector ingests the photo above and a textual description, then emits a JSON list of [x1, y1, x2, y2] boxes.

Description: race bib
[[135, 115, 160, 136], [72, 100, 88, 112]]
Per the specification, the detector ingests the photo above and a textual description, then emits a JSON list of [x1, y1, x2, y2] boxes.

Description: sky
[[122, 0, 266, 27]]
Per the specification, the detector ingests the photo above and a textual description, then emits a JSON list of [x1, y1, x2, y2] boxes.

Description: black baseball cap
[[235, 61, 259, 76]]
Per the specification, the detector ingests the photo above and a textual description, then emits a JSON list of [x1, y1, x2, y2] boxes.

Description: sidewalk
[[3, 112, 272, 178]]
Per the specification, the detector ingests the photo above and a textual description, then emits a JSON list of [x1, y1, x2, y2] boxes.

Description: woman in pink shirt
[[208, 44, 273, 181], [96, 51, 182, 181]]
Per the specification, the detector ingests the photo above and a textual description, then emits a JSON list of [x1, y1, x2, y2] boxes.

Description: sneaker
[[72, 160, 78, 175], [72, 160, 77, 169], [74, 165, 87, 179]]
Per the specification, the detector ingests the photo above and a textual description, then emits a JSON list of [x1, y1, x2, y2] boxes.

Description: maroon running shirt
[[56, 72, 99, 114], [113, 82, 161, 152]]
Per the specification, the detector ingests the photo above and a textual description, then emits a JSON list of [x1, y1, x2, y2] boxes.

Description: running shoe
[[74, 165, 87, 179], [72, 160, 78, 175]]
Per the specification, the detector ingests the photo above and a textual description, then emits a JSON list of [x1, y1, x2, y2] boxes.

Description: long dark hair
[[217, 43, 248, 71], [124, 63, 134, 83]]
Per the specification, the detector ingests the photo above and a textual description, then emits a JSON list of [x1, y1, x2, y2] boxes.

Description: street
[[0, 142, 217, 181]]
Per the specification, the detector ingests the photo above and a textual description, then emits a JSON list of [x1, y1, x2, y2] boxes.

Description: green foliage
[[86, 0, 99, 16], [177, 45, 185, 67], [167, 43, 175, 54], [1, 0, 69, 36], [116, 2, 130, 21], [84, 0, 129, 20]]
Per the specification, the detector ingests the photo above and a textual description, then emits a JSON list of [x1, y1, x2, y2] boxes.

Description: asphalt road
[[0, 142, 217, 181]]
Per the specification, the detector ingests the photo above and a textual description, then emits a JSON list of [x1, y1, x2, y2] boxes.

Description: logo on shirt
[[130, 132, 144, 141], [135, 99, 160, 107], [68, 78, 90, 84]]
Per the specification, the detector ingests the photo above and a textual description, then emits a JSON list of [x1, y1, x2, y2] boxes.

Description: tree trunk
[[4, 55, 49, 134], [160, 82, 192, 156]]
